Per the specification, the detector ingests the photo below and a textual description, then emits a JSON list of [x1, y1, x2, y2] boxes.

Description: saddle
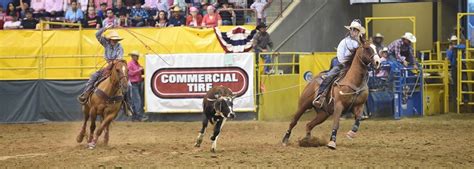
[[314, 66, 350, 113]]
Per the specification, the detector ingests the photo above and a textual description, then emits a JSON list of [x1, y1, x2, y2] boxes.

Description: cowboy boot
[[77, 85, 93, 104], [313, 78, 331, 107]]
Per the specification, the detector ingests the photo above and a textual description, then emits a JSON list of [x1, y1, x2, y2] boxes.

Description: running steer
[[194, 85, 236, 153]]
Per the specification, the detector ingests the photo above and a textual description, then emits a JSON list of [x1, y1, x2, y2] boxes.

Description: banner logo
[[151, 67, 249, 98]]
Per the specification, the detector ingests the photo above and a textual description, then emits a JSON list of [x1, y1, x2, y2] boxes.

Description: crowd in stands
[[0, 0, 272, 29]]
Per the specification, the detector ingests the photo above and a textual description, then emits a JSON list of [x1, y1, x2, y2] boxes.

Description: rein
[[94, 62, 128, 104]]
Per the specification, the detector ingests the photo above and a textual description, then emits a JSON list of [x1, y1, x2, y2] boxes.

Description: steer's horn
[[207, 98, 217, 102]]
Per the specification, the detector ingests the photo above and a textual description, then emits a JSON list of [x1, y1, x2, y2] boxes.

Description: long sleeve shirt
[[252, 31, 273, 51], [128, 60, 144, 83], [96, 28, 124, 61], [250, 1, 267, 19], [446, 44, 466, 67], [388, 39, 414, 65], [336, 36, 359, 64]]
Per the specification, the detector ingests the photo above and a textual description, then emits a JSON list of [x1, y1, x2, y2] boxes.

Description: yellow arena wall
[[0, 26, 255, 80]]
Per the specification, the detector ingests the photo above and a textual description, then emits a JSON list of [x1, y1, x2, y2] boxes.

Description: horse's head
[[357, 36, 381, 70], [110, 60, 129, 93]]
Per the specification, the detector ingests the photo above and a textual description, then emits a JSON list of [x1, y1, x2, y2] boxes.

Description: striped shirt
[[96, 28, 124, 61], [387, 39, 414, 63]]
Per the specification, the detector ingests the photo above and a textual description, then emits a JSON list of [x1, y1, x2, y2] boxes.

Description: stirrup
[[312, 95, 325, 108]]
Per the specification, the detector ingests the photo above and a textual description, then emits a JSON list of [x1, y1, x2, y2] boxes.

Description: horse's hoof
[[88, 143, 96, 149], [326, 141, 336, 150], [194, 143, 201, 147], [76, 134, 84, 143], [210, 148, 216, 153], [346, 130, 357, 140]]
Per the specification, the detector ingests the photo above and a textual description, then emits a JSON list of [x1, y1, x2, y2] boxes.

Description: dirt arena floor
[[1, 113, 474, 167]]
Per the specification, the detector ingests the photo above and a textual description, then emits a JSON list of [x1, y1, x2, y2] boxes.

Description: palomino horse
[[76, 60, 131, 149], [281, 37, 381, 149]]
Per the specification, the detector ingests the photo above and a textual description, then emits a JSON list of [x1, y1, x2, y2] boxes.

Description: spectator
[[252, 23, 273, 74], [83, 6, 101, 28], [154, 10, 167, 27], [186, 6, 201, 27], [20, 10, 37, 29], [77, 0, 88, 11], [64, 1, 83, 23], [45, 0, 64, 18], [373, 33, 384, 53], [168, 6, 185, 27], [97, 2, 107, 20], [387, 32, 418, 70], [113, 2, 129, 17], [102, 8, 119, 27], [118, 13, 130, 27], [375, 47, 389, 78], [201, 5, 221, 28], [156, 0, 169, 15], [6, 2, 20, 18], [94, 0, 112, 9], [250, 0, 270, 25], [35, 16, 50, 29], [200, 2, 209, 15], [0, 6, 4, 30], [127, 51, 147, 122], [34, 8, 50, 18], [124, 0, 135, 7], [143, 5, 156, 26], [446, 35, 469, 104], [219, 1, 234, 25], [30, 0, 46, 14], [173, 0, 186, 15], [144, 0, 158, 15], [4, 16, 21, 29], [19, 0, 34, 18], [130, 1, 148, 27], [233, 2, 245, 25]]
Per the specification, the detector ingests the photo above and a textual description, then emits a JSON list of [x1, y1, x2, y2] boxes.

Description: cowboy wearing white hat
[[78, 24, 134, 115], [387, 32, 418, 69], [314, 19, 366, 107], [446, 35, 467, 104], [373, 33, 385, 53]]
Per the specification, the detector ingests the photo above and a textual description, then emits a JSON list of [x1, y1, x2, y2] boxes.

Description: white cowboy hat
[[106, 30, 123, 41], [344, 19, 366, 34], [449, 35, 458, 41], [381, 47, 388, 52], [374, 33, 384, 38], [401, 32, 416, 43], [129, 50, 140, 56]]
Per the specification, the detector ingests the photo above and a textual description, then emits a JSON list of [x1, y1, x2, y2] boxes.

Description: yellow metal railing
[[257, 52, 310, 75], [456, 13, 474, 113], [421, 60, 449, 114]]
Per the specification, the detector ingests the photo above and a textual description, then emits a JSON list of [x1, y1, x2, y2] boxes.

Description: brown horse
[[281, 38, 381, 149], [76, 60, 131, 149]]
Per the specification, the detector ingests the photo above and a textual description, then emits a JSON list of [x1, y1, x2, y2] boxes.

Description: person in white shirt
[[313, 19, 365, 107], [250, 0, 271, 24]]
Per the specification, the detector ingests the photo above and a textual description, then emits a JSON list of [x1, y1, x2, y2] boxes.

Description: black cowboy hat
[[256, 23, 267, 30]]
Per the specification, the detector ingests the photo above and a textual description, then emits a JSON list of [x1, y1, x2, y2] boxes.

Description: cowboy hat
[[344, 19, 366, 34], [374, 33, 384, 38], [401, 32, 416, 43], [106, 30, 123, 41], [449, 35, 458, 41], [172, 6, 181, 12], [129, 50, 140, 56], [380, 47, 388, 52]]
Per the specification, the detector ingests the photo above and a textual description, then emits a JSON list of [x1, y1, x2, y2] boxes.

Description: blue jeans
[[131, 81, 145, 120]]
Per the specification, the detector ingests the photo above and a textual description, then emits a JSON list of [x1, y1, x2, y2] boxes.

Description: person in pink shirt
[[30, 0, 46, 12], [45, 0, 64, 14], [94, 0, 112, 9], [201, 5, 221, 28], [127, 51, 147, 122]]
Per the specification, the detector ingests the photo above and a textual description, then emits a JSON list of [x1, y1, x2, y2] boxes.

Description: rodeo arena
[[2, 0, 474, 167]]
